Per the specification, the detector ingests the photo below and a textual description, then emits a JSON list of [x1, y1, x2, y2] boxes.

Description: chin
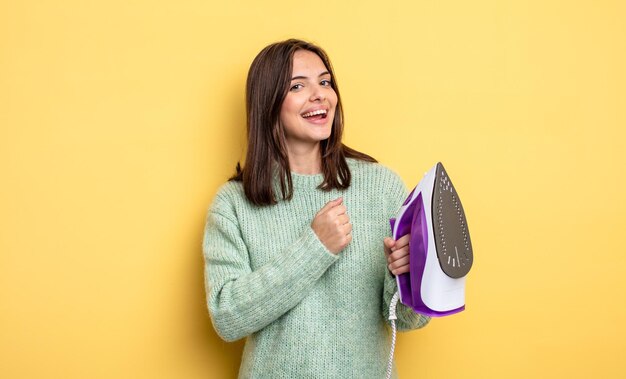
[[313, 130, 332, 142]]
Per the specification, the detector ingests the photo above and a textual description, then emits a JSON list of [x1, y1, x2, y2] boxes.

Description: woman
[[203, 39, 430, 378]]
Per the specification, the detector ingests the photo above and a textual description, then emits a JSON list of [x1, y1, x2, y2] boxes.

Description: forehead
[[291, 50, 329, 76]]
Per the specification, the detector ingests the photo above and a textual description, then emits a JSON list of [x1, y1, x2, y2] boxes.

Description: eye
[[290, 83, 303, 91], [320, 79, 332, 87]]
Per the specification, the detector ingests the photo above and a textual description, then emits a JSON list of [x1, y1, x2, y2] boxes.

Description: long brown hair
[[231, 39, 376, 206]]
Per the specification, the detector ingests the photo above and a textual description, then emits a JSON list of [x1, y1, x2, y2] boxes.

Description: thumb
[[318, 197, 343, 214], [384, 237, 395, 255]]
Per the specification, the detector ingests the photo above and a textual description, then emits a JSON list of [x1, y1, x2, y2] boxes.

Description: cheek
[[329, 90, 339, 108], [279, 99, 294, 123], [280, 95, 302, 119], [329, 91, 339, 115]]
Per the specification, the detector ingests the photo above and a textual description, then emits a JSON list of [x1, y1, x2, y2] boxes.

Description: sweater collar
[[271, 169, 324, 193], [290, 171, 324, 189]]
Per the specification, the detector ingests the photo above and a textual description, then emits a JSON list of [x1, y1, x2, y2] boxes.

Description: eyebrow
[[290, 71, 331, 81]]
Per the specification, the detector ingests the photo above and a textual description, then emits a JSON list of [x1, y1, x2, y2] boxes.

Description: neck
[[287, 142, 322, 175]]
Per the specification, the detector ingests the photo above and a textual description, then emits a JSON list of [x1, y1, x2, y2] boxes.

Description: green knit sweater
[[203, 159, 430, 378]]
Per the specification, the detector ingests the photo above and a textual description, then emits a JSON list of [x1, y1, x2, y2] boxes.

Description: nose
[[309, 84, 326, 102]]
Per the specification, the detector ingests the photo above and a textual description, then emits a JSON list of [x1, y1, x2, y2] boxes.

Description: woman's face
[[279, 50, 338, 151]]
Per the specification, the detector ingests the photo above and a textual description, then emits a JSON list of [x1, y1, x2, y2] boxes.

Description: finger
[[383, 237, 395, 257], [388, 255, 410, 270], [390, 263, 410, 275], [332, 204, 348, 216], [337, 214, 350, 226], [317, 197, 343, 215], [345, 232, 353, 244], [394, 234, 411, 249], [343, 222, 353, 235], [388, 246, 409, 262]]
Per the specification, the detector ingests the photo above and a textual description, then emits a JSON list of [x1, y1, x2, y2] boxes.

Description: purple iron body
[[390, 162, 473, 317]]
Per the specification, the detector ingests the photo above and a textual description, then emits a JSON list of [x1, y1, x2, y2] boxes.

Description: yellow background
[[1, 0, 625, 378]]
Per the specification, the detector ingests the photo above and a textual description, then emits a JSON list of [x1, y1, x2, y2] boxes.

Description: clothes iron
[[390, 162, 474, 317]]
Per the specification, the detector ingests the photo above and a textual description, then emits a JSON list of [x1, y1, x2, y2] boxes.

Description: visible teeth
[[302, 109, 327, 118]]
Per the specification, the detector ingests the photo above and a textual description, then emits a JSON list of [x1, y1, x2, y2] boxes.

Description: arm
[[382, 269, 430, 331], [381, 171, 431, 331], [203, 200, 338, 342]]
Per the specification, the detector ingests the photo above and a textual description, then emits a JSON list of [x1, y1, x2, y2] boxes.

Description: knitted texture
[[203, 159, 430, 378]]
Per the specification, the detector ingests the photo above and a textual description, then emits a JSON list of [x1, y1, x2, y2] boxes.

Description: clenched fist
[[311, 197, 352, 255]]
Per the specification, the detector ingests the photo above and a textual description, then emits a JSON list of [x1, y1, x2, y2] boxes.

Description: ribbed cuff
[[383, 269, 428, 330]]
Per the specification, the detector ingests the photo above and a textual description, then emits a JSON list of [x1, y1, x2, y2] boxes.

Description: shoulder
[[209, 180, 248, 219]]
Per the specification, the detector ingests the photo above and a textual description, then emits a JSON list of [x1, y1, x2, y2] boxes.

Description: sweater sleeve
[[203, 191, 339, 342], [381, 170, 431, 331]]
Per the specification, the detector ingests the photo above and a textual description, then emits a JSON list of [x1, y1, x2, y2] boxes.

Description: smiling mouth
[[301, 109, 328, 120]]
